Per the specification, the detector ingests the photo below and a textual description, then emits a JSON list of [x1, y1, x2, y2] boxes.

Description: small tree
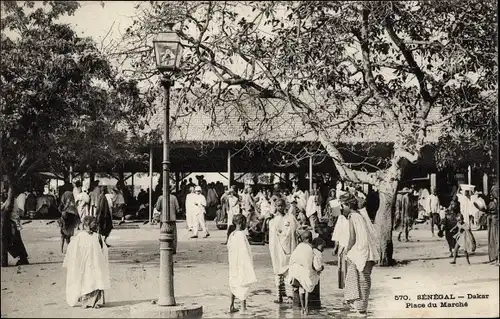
[[119, 1, 497, 265]]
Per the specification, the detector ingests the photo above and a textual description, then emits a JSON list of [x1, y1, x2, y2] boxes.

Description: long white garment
[[346, 210, 380, 272], [16, 193, 26, 212], [329, 199, 341, 217], [75, 192, 90, 219], [418, 188, 431, 217], [192, 193, 207, 216], [287, 242, 319, 293], [260, 198, 271, 217], [63, 231, 110, 307], [269, 213, 298, 275], [227, 230, 257, 300], [456, 193, 474, 224], [305, 195, 321, 219], [470, 194, 483, 226], [428, 194, 440, 215], [332, 214, 350, 250], [185, 193, 196, 229], [73, 187, 81, 202]]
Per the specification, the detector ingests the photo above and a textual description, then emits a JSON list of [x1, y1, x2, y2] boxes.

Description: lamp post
[[153, 22, 183, 307]]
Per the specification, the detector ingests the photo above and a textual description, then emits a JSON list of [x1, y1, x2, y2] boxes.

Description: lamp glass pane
[[154, 42, 179, 69]]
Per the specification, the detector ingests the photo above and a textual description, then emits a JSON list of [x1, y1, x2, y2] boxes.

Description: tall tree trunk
[[1, 175, 18, 267], [89, 170, 95, 188], [374, 160, 406, 266], [62, 169, 70, 185]]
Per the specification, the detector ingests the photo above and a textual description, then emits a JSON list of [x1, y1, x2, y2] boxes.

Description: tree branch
[[384, 15, 432, 102]]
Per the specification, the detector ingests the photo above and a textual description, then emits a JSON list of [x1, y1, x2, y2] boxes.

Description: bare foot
[[81, 305, 90, 309], [94, 305, 101, 309], [273, 298, 283, 304], [229, 307, 239, 313]]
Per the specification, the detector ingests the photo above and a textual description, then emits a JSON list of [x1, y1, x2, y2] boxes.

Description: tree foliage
[[1, 1, 150, 189], [119, 0, 497, 185]]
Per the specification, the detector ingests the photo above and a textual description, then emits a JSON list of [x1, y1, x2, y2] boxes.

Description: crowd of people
[[2, 174, 498, 315], [1, 179, 128, 266], [393, 182, 499, 265], [225, 186, 379, 315]]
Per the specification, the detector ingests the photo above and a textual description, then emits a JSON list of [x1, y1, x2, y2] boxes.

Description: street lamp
[[153, 22, 183, 307]]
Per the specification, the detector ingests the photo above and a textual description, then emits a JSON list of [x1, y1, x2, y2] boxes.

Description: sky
[[58, 1, 138, 47]]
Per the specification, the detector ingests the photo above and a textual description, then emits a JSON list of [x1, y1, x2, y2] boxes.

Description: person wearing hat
[[154, 184, 179, 253], [339, 192, 379, 315], [185, 186, 196, 232], [191, 185, 210, 238]]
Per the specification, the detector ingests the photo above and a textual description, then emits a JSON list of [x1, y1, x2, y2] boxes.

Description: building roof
[[145, 96, 443, 145]]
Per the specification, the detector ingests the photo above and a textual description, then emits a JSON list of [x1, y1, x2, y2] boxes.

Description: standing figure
[[268, 199, 298, 304], [227, 214, 257, 313], [428, 187, 441, 236], [58, 183, 81, 253], [439, 200, 460, 257], [332, 213, 350, 289], [191, 186, 209, 239], [340, 193, 379, 315], [75, 188, 90, 222], [450, 213, 476, 265], [155, 185, 179, 254], [487, 184, 499, 264], [225, 188, 241, 242], [96, 186, 113, 247], [89, 181, 101, 217], [305, 188, 321, 232], [112, 186, 126, 225], [63, 216, 110, 309], [206, 183, 219, 220], [2, 193, 29, 266], [185, 186, 196, 232]]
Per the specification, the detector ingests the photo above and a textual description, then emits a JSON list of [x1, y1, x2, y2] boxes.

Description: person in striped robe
[[340, 193, 380, 315]]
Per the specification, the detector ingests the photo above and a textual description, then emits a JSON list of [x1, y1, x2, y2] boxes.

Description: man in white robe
[[268, 198, 298, 303], [185, 186, 196, 231], [191, 186, 209, 238]]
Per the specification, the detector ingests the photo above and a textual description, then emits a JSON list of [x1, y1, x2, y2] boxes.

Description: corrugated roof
[[145, 96, 442, 144]]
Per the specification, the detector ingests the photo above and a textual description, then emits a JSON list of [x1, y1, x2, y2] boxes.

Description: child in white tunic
[[287, 231, 319, 315], [227, 214, 257, 313]]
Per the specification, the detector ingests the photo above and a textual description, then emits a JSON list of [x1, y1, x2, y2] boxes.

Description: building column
[[309, 156, 313, 192], [149, 145, 154, 223], [468, 165, 472, 185], [175, 172, 180, 193], [227, 149, 233, 188], [483, 173, 489, 196], [430, 173, 437, 191]]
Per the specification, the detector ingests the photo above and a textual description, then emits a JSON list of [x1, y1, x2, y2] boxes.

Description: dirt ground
[[1, 221, 498, 318]]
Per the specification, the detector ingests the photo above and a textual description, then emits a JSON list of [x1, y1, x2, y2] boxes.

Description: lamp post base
[[130, 301, 203, 318]]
